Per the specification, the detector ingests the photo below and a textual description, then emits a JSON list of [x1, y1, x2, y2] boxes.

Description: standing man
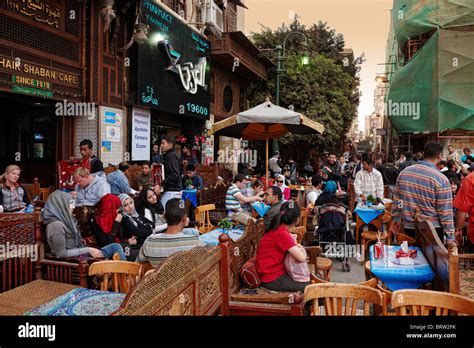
[[376, 154, 399, 198], [323, 152, 341, 183], [77, 139, 104, 175], [268, 152, 283, 177], [454, 171, 474, 251], [160, 136, 182, 207], [151, 144, 161, 164], [447, 145, 460, 164], [392, 142, 455, 244], [354, 154, 384, 201]]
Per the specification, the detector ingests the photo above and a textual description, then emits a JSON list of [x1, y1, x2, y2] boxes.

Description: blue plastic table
[[370, 245, 435, 291], [199, 227, 245, 246], [354, 206, 384, 224], [181, 189, 198, 207]]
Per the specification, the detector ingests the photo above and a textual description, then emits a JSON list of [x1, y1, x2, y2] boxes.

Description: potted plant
[[366, 194, 376, 206], [184, 179, 194, 190], [217, 218, 233, 234]]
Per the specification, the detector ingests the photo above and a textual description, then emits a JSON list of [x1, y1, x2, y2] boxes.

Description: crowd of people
[[0, 138, 473, 293]]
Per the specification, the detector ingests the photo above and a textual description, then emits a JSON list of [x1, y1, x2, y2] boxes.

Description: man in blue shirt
[[107, 162, 138, 196], [461, 148, 472, 163], [182, 164, 204, 190]]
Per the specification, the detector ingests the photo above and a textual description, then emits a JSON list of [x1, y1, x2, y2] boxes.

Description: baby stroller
[[314, 203, 353, 272]]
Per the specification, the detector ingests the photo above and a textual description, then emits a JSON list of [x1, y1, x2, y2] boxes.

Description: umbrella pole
[[266, 133, 269, 189]]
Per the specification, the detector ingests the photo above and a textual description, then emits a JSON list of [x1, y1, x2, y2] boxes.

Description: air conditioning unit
[[205, 1, 224, 33]]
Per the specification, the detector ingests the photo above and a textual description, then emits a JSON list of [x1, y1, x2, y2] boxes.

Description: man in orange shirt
[[453, 172, 474, 251]]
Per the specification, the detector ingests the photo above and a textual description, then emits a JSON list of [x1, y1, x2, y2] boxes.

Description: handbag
[[284, 251, 310, 282]]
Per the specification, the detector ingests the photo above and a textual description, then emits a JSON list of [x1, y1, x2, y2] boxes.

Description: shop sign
[[131, 108, 151, 161], [1, 0, 61, 29], [136, 0, 210, 119], [0, 56, 78, 87], [12, 75, 51, 90], [11, 85, 53, 98]]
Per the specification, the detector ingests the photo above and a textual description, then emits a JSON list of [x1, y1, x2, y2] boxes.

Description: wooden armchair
[[88, 260, 144, 293], [0, 213, 42, 293], [219, 219, 320, 316], [195, 204, 216, 234], [113, 246, 223, 315], [416, 216, 474, 299], [391, 289, 474, 316], [303, 283, 384, 316]]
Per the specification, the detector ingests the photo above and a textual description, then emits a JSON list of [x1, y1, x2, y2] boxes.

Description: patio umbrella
[[209, 98, 325, 185]]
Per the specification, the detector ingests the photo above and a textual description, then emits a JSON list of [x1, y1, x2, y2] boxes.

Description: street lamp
[[274, 31, 310, 152]]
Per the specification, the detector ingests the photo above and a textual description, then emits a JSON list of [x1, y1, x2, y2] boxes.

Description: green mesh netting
[[392, 0, 474, 50], [387, 27, 474, 132]]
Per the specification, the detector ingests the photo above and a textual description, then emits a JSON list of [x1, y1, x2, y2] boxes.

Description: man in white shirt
[[354, 155, 384, 201], [268, 152, 283, 176]]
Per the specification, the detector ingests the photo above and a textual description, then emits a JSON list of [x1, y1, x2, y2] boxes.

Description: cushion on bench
[[459, 268, 474, 300]]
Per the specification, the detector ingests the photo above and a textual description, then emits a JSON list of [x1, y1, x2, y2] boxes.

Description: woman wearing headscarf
[[119, 193, 153, 246], [274, 174, 291, 201], [43, 190, 125, 260], [137, 188, 167, 232], [315, 180, 340, 207], [92, 194, 139, 261]]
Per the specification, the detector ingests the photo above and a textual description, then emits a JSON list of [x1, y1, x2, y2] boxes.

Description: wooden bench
[[112, 246, 223, 315], [416, 217, 474, 298], [218, 219, 320, 316]]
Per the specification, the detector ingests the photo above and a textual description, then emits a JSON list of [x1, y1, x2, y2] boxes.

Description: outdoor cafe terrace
[[0, 166, 473, 318]]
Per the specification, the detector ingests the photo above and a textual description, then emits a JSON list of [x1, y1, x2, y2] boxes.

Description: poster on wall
[[99, 106, 124, 165], [106, 126, 121, 142], [102, 141, 112, 153], [131, 108, 151, 161]]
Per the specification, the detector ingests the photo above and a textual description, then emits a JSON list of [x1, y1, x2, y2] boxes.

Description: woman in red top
[[256, 201, 309, 292]]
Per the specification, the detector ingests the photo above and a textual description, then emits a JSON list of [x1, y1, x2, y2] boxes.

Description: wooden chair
[[391, 289, 474, 316], [88, 260, 144, 294], [195, 204, 216, 234], [303, 283, 384, 316], [299, 209, 309, 231]]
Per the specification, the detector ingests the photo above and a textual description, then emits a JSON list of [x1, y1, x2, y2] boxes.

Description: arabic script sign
[[1, 0, 61, 29], [136, 0, 210, 119]]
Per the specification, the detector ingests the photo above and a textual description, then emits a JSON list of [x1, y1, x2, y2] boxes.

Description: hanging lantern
[[133, 23, 149, 45], [99, 0, 116, 32]]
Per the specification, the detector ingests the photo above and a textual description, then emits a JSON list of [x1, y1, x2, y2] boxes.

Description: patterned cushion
[[237, 286, 281, 295], [459, 269, 474, 300], [239, 257, 261, 289]]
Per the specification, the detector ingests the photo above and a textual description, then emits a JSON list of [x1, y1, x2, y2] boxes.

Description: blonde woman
[[0, 165, 30, 212]]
